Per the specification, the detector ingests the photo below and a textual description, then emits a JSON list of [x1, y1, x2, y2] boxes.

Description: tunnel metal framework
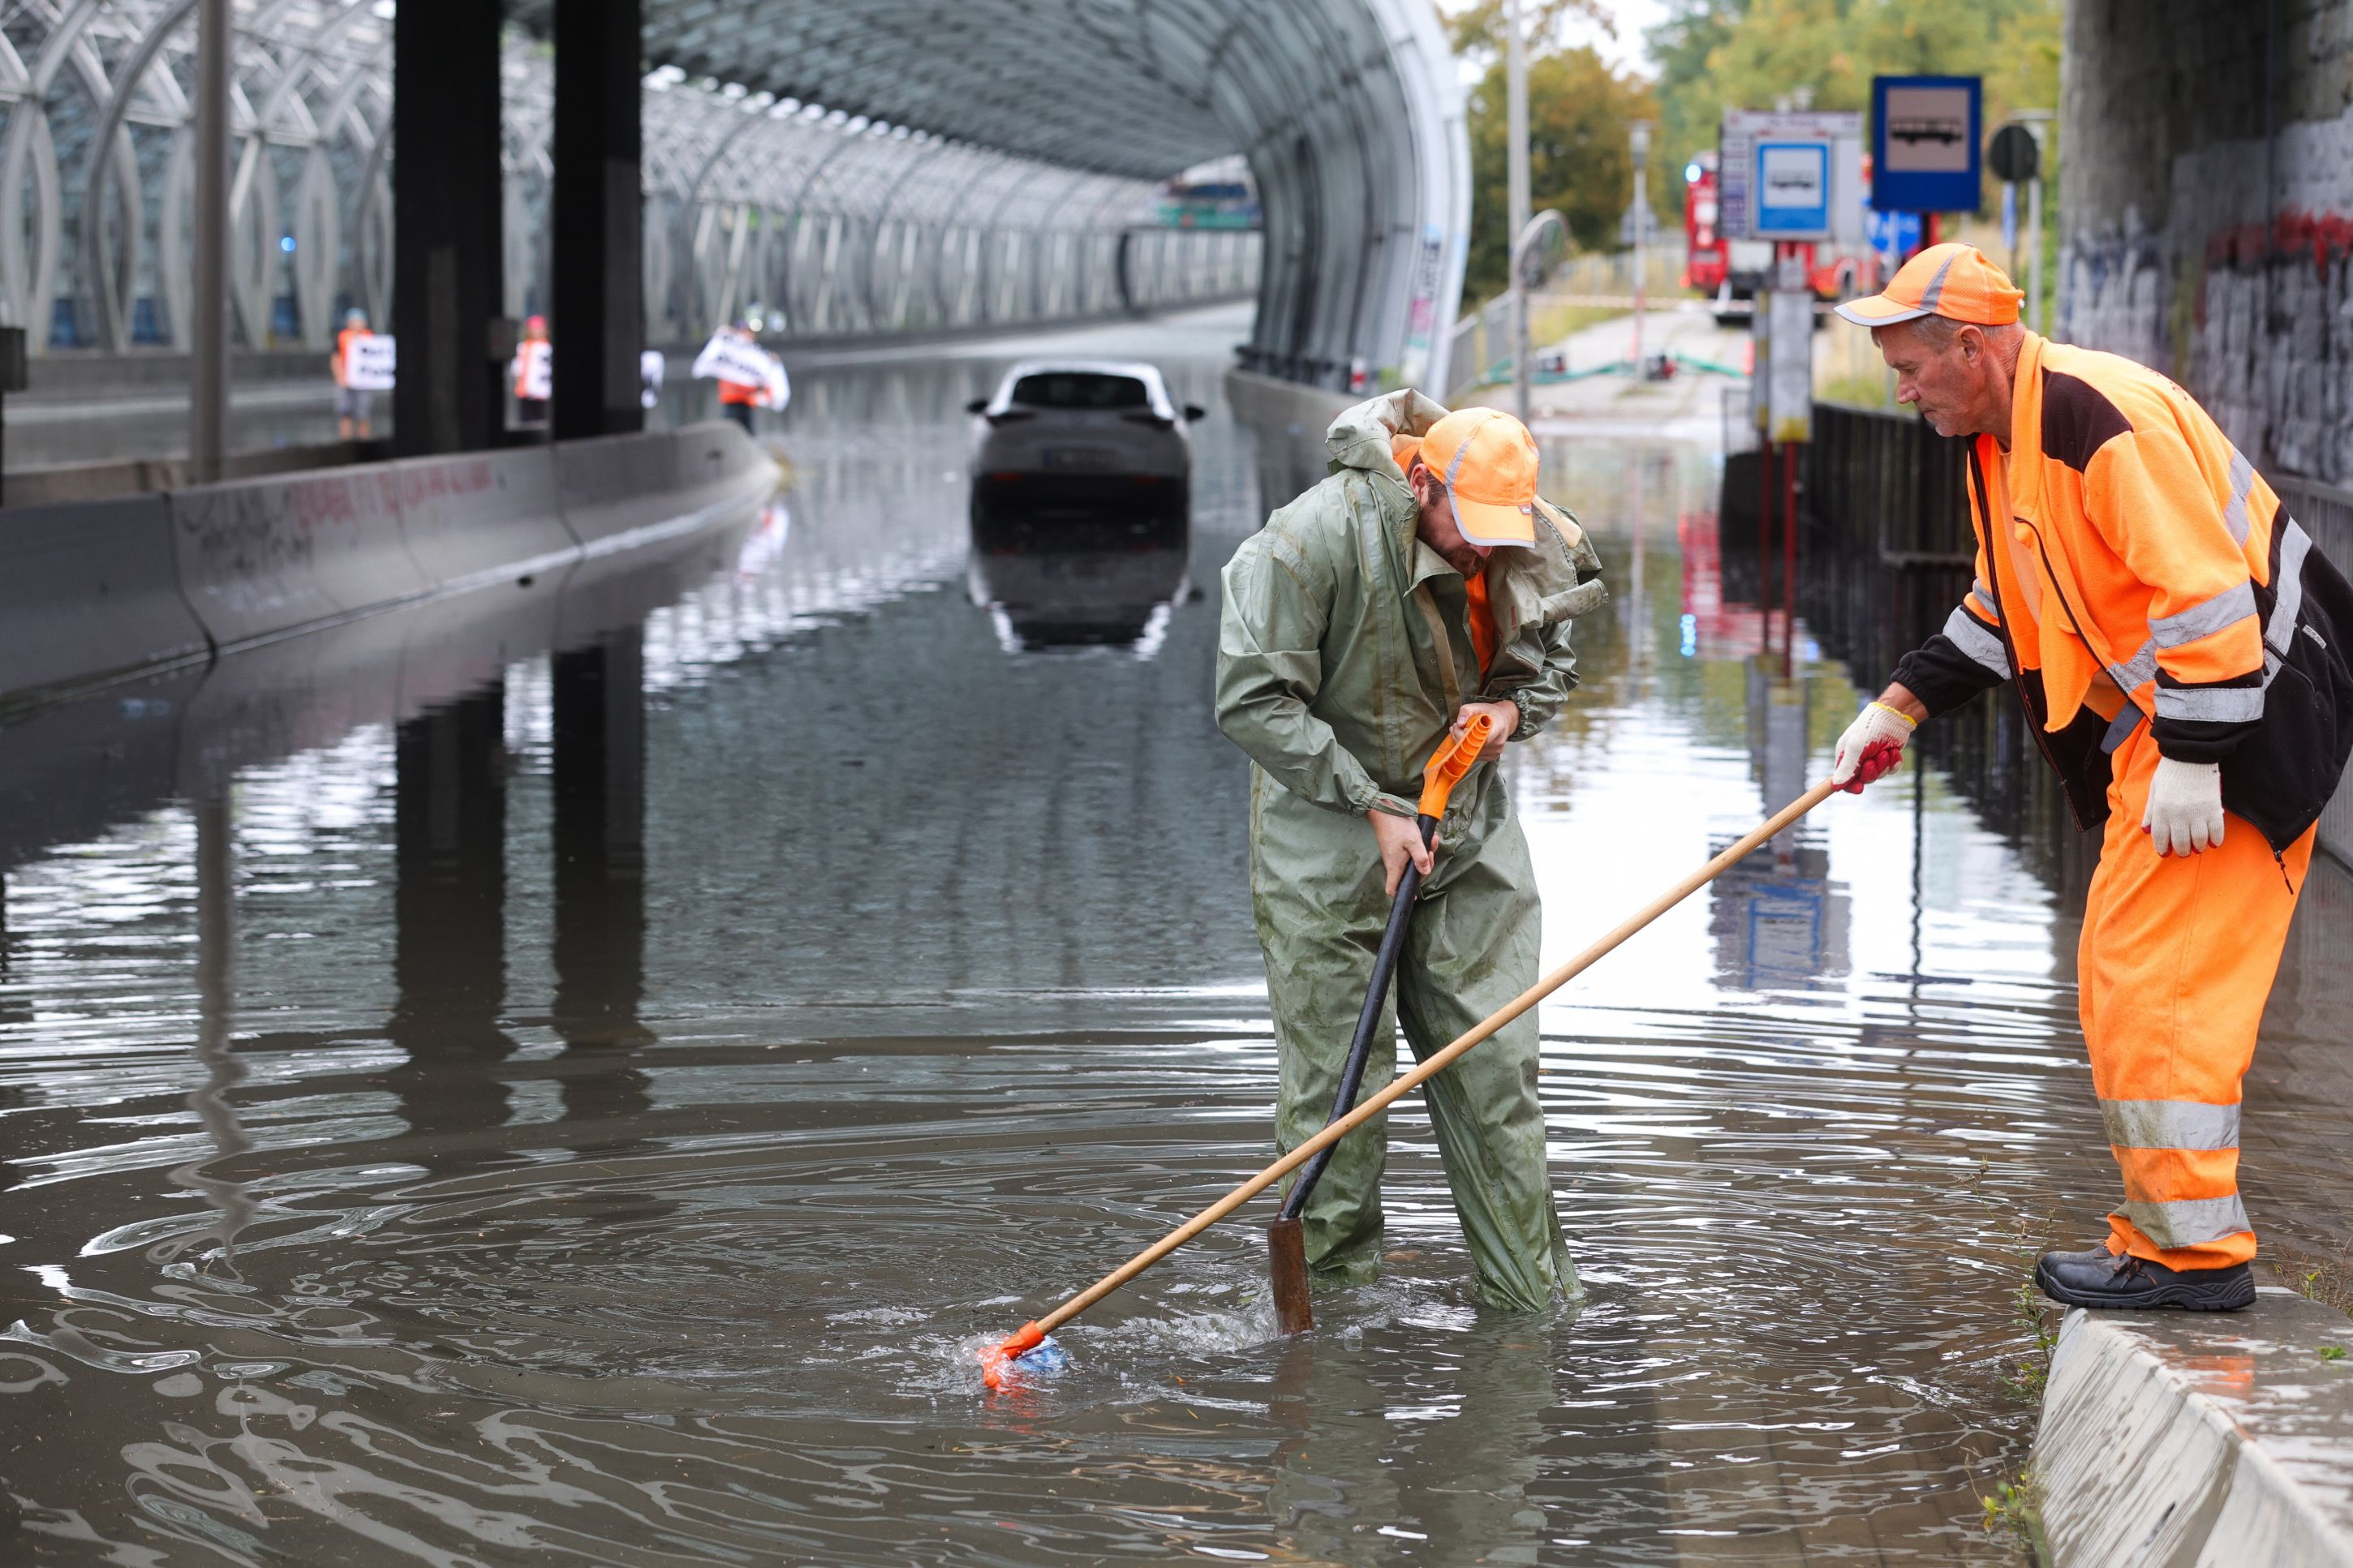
[[0, 0, 1465, 390]]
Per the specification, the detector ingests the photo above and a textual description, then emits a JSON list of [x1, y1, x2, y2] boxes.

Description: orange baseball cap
[[1833, 243, 2024, 329], [1415, 407, 1568, 548]]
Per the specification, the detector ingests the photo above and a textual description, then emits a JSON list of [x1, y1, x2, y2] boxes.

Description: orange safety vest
[[1894, 331, 2353, 851]]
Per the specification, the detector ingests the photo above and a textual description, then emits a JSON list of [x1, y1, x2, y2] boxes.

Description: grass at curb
[[2269, 1238, 2353, 1320]]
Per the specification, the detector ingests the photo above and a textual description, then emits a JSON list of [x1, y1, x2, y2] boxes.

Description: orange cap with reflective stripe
[[1834, 243, 2024, 329], [1414, 406, 1576, 549]]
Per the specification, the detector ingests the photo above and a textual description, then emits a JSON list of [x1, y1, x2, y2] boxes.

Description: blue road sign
[[1753, 140, 1830, 238], [1872, 75, 1981, 213], [1866, 206, 1922, 269]]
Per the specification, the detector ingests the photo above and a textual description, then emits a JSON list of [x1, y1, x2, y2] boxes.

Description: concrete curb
[[2033, 1286, 2353, 1566]]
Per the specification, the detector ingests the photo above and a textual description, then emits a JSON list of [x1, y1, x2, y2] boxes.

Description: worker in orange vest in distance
[[333, 307, 374, 441], [513, 315, 552, 427], [693, 320, 789, 433]]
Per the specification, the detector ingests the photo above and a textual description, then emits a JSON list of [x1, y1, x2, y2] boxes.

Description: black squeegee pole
[[1279, 812, 1439, 1222]]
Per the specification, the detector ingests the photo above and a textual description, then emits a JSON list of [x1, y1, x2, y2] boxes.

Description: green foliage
[[1641, 0, 2062, 219], [1445, 0, 1608, 59], [2321, 1345, 2348, 1362], [2004, 1212, 2059, 1405], [1979, 1471, 2046, 1558], [1463, 47, 1663, 303]]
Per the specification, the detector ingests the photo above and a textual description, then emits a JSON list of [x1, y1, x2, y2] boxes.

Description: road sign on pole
[[1719, 110, 1861, 243], [1754, 141, 1831, 238], [1871, 75, 1981, 213]]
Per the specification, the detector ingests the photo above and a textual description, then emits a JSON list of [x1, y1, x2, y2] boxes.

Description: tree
[[1462, 45, 1661, 303], [1642, 0, 2059, 220]]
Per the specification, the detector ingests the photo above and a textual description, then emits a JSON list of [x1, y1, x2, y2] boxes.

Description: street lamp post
[[1505, 0, 1531, 423]]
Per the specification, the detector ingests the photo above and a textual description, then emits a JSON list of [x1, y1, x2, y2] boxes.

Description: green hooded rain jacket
[[1214, 389, 1603, 1309]]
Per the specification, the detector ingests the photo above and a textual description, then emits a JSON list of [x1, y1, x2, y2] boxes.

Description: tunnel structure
[[512, 0, 1473, 392], [0, 0, 1464, 398]]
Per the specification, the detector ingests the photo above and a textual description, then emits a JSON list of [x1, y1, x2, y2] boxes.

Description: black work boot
[[2034, 1246, 2255, 1311]]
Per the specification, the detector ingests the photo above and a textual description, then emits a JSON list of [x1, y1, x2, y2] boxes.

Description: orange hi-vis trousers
[[2080, 722, 2314, 1270]]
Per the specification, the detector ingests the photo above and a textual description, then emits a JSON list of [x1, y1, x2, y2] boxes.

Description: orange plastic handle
[[980, 1320, 1045, 1388], [1417, 712, 1496, 819]]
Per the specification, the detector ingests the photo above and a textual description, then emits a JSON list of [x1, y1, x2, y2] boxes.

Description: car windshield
[[1007, 372, 1150, 410]]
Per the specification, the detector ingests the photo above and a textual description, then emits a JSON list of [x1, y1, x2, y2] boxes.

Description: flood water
[[3, 302, 2351, 1566]]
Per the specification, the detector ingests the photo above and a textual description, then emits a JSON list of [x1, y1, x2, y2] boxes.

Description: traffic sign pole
[[1631, 121, 1651, 376]]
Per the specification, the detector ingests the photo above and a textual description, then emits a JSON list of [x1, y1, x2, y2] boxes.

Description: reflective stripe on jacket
[[1893, 332, 2353, 851]]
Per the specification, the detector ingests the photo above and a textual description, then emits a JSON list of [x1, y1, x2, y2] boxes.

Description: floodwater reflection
[[0, 308, 2346, 1565], [968, 508, 1194, 655]]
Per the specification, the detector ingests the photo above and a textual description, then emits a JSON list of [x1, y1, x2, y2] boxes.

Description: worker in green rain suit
[[1215, 389, 1604, 1309]]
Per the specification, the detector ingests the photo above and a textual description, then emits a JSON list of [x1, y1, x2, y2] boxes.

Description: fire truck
[[1684, 148, 1897, 315]]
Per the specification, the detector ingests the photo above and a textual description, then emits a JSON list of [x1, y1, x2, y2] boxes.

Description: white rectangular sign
[[345, 333, 395, 391], [1719, 110, 1861, 242], [1766, 290, 1815, 445]]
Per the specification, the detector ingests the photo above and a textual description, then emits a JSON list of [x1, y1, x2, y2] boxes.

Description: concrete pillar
[[552, 634, 652, 1132], [393, 1, 505, 456], [552, 0, 645, 440], [386, 689, 513, 1142], [188, 0, 231, 483]]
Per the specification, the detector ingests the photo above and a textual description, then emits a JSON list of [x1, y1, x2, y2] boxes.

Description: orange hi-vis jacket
[[1893, 332, 2353, 853]]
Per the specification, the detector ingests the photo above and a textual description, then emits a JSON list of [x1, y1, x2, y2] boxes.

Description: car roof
[[991, 359, 1174, 414], [1000, 359, 1166, 389]]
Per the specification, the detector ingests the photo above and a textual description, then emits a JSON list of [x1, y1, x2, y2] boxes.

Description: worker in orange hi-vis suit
[[1826, 244, 2353, 1312], [333, 307, 374, 441]]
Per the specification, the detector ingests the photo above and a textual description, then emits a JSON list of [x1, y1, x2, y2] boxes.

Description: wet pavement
[[2, 302, 2350, 1565]]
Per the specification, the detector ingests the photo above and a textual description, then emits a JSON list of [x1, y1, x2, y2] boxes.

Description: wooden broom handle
[[1030, 778, 1841, 1336]]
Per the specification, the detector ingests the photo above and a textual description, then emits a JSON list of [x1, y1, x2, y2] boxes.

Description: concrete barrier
[[390, 447, 574, 592], [2033, 1288, 2353, 1566], [169, 463, 428, 649], [560, 423, 772, 552], [3, 423, 773, 712], [0, 496, 210, 708], [556, 428, 689, 549]]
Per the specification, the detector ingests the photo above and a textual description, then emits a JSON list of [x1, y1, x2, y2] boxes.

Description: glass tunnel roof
[[505, 0, 1472, 388], [0, 0, 1469, 389]]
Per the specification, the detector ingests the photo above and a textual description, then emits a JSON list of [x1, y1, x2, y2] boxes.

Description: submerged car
[[966, 360, 1204, 536]]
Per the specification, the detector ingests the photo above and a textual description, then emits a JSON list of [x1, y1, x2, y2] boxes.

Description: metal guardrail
[[1803, 402, 1974, 567]]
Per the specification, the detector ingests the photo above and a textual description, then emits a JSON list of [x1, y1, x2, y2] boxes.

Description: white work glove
[[2142, 757, 2225, 857], [1830, 702, 1916, 793]]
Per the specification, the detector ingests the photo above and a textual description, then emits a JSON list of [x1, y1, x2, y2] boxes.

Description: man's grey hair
[[1875, 316, 2023, 355]]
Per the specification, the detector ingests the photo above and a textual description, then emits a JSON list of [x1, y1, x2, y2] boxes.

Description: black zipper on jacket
[[1969, 446, 2085, 826]]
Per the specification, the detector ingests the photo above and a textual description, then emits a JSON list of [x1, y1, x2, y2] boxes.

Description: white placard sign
[[345, 333, 395, 391], [513, 341, 552, 402], [691, 332, 790, 408]]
